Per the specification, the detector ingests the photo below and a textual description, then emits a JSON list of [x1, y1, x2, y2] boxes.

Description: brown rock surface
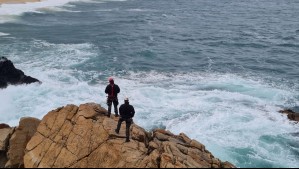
[[24, 103, 235, 168], [0, 127, 14, 168], [5, 117, 40, 168], [0, 128, 13, 151]]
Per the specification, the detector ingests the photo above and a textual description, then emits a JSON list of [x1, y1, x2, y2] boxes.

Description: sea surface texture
[[0, 0, 299, 167]]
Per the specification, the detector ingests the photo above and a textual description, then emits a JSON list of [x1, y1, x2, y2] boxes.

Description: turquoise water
[[0, 0, 299, 167]]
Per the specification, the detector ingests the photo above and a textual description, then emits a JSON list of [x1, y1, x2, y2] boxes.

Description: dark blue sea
[[0, 0, 299, 167]]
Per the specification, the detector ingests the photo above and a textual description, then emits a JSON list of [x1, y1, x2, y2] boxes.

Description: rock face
[[0, 126, 14, 168], [6, 117, 41, 168], [279, 109, 299, 122], [0, 57, 40, 89], [0, 128, 13, 152], [0, 118, 40, 168], [24, 103, 235, 168]]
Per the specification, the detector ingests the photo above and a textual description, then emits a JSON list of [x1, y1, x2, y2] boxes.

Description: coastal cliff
[[0, 103, 235, 168]]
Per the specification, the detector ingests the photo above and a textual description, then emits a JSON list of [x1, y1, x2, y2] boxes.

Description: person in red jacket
[[115, 97, 135, 142], [105, 77, 120, 117]]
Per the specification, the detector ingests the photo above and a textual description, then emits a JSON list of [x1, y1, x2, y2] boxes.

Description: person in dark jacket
[[115, 97, 135, 142], [105, 77, 120, 117]]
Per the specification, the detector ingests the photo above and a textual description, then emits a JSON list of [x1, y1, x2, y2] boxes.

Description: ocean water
[[0, 0, 299, 167]]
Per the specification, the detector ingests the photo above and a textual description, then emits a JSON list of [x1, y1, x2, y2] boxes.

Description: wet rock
[[0, 57, 40, 89], [279, 109, 299, 122]]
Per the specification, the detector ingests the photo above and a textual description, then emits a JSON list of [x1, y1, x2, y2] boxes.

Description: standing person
[[115, 97, 135, 142], [105, 77, 120, 117]]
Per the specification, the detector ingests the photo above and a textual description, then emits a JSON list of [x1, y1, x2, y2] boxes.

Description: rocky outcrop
[[6, 118, 41, 168], [0, 126, 14, 168], [0, 118, 40, 168], [0, 57, 40, 89], [279, 109, 299, 122], [24, 103, 235, 168]]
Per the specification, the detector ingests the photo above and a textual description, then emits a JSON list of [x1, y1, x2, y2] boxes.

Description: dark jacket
[[119, 103, 135, 119], [105, 84, 120, 98]]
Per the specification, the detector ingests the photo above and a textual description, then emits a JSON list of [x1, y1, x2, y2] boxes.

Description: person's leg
[[107, 98, 112, 117], [113, 99, 119, 117], [125, 119, 132, 142], [115, 118, 124, 134]]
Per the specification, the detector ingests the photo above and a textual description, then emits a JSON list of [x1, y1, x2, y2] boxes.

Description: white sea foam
[[0, 68, 298, 167], [0, 0, 82, 16], [126, 9, 156, 12], [0, 0, 123, 23], [0, 32, 9, 36]]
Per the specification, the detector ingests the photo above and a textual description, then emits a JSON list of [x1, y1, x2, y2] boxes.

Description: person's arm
[[105, 85, 109, 94], [119, 105, 124, 117], [131, 106, 135, 118], [116, 85, 120, 94]]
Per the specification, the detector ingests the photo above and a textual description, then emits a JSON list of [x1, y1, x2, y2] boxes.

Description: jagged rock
[[0, 127, 14, 168], [5, 117, 40, 168], [24, 103, 235, 168], [279, 109, 299, 122], [0, 128, 14, 151], [0, 57, 40, 89]]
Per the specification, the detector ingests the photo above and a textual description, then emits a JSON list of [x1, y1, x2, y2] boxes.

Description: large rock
[[24, 103, 235, 168], [0, 126, 14, 168], [0, 57, 40, 89], [0, 128, 14, 151], [279, 109, 299, 122], [5, 117, 40, 168]]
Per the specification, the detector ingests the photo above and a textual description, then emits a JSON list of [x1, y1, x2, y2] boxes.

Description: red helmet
[[108, 77, 114, 83]]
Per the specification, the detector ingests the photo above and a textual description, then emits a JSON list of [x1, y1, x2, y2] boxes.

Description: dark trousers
[[107, 98, 118, 116], [116, 118, 132, 140]]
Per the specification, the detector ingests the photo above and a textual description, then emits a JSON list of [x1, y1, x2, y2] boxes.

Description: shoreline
[[0, 0, 40, 5]]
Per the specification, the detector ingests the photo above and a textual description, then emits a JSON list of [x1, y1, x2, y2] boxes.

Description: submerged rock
[[24, 103, 235, 168], [0, 57, 41, 89], [279, 109, 299, 122]]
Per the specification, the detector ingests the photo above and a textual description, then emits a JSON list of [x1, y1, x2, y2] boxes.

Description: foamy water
[[1, 66, 298, 167], [0, 32, 9, 36]]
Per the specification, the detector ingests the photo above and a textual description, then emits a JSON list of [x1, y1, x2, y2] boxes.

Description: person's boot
[[125, 139, 130, 142], [107, 105, 112, 117], [115, 107, 119, 117]]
